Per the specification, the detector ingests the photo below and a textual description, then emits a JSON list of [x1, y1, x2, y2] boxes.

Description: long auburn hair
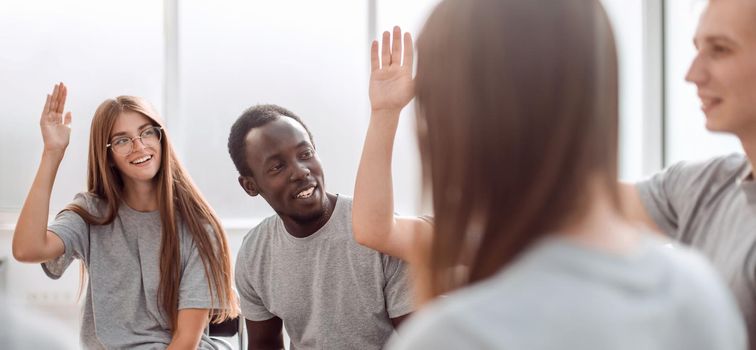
[[66, 96, 238, 329], [414, 0, 620, 300]]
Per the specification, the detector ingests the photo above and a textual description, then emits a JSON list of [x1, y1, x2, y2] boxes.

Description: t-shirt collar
[[737, 161, 756, 204]]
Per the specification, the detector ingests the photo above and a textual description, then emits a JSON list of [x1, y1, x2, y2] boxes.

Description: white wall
[[602, 0, 648, 180], [0, 0, 164, 214], [177, 0, 372, 224]]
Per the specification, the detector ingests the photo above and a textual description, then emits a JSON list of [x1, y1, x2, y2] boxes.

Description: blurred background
[[0, 0, 741, 346]]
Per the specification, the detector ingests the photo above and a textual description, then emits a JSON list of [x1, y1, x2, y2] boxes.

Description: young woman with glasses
[[12, 83, 238, 349]]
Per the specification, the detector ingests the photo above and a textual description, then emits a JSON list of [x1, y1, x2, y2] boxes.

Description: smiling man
[[227, 104, 412, 350], [622, 0, 756, 346]]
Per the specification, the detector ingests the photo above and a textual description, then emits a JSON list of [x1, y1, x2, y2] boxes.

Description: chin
[[291, 207, 326, 224], [704, 120, 721, 132], [703, 113, 730, 133], [128, 172, 160, 183]]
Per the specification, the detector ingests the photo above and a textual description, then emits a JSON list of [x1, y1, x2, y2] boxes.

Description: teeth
[[131, 155, 152, 164], [296, 187, 315, 199]]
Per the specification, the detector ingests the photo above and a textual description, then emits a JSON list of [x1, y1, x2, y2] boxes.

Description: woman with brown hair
[[12, 83, 238, 349], [354, 0, 746, 348]]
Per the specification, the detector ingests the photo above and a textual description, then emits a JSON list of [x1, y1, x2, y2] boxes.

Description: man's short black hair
[[228, 104, 314, 177]]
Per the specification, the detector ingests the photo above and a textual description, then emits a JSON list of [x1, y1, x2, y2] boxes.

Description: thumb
[[64, 112, 72, 127]]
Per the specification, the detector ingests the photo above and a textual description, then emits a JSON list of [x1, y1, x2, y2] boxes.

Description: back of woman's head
[[415, 0, 619, 298]]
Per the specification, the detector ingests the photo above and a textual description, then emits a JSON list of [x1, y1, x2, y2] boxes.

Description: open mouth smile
[[130, 155, 153, 166], [295, 185, 316, 199]]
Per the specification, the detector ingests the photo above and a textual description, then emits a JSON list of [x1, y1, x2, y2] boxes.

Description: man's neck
[[281, 192, 338, 238]]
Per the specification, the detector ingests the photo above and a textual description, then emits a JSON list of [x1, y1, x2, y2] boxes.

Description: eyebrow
[[694, 35, 737, 48], [261, 141, 312, 165], [110, 123, 154, 139]]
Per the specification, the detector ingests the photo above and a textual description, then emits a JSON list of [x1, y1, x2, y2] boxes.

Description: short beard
[[290, 209, 326, 225], [289, 195, 332, 226]]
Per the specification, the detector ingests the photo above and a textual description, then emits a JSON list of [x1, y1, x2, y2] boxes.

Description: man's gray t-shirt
[[42, 192, 220, 349], [387, 235, 746, 350], [637, 153, 756, 345], [235, 195, 413, 350]]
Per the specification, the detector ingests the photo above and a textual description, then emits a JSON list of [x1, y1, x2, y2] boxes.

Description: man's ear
[[238, 175, 260, 197]]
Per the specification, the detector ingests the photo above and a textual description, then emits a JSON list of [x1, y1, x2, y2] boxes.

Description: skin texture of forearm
[[12, 150, 66, 263], [353, 110, 401, 253], [167, 309, 209, 350]]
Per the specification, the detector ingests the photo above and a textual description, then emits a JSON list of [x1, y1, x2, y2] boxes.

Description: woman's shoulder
[[67, 191, 108, 217], [641, 234, 721, 281], [386, 294, 478, 350], [641, 236, 748, 346]]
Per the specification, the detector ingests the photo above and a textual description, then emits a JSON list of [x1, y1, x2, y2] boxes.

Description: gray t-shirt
[[235, 195, 413, 350], [637, 153, 756, 345], [42, 192, 220, 349], [387, 234, 746, 350]]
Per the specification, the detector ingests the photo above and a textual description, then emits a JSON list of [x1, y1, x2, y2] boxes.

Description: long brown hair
[[66, 96, 238, 329], [414, 0, 620, 300]]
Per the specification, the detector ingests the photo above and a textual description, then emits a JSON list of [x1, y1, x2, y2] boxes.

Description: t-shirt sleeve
[[635, 161, 689, 238], [234, 238, 275, 321], [42, 193, 91, 279], [383, 255, 414, 318], [178, 229, 219, 310]]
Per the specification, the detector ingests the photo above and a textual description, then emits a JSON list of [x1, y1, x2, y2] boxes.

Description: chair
[[208, 315, 245, 350]]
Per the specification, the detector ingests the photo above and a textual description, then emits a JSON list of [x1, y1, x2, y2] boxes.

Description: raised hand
[[369, 26, 414, 113], [39, 83, 72, 154]]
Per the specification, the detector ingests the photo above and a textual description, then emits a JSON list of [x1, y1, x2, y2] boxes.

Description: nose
[[685, 53, 708, 86], [290, 162, 311, 182], [131, 137, 148, 153]]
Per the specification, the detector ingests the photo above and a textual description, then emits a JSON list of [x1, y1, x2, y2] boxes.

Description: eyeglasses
[[106, 126, 162, 155]]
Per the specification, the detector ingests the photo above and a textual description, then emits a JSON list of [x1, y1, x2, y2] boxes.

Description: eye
[[112, 137, 131, 147], [710, 44, 731, 56], [141, 128, 158, 138], [300, 149, 314, 159], [269, 163, 284, 173]]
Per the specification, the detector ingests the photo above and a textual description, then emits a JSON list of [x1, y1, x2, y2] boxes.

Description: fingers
[[403, 32, 414, 70], [64, 112, 72, 127], [42, 94, 51, 116], [50, 84, 60, 113], [376, 26, 412, 70], [58, 83, 67, 114], [371, 40, 379, 72], [391, 26, 402, 65], [381, 31, 391, 68]]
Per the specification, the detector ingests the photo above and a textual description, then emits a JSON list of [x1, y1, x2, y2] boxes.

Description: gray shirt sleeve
[[635, 161, 691, 238], [383, 255, 413, 318], [234, 243, 275, 321], [178, 229, 218, 310], [42, 193, 91, 279]]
